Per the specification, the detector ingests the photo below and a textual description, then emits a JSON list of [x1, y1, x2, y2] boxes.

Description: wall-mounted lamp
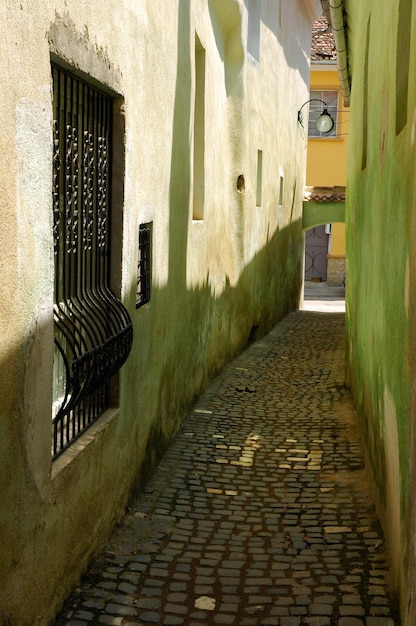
[[297, 98, 335, 133]]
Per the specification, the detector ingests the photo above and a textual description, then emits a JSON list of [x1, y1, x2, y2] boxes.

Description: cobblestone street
[[57, 303, 400, 625]]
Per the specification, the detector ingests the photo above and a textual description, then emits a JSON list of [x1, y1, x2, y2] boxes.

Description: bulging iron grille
[[52, 63, 132, 459], [136, 223, 151, 308]]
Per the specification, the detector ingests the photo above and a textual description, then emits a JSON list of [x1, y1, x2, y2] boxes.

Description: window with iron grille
[[136, 223, 152, 308], [51, 62, 133, 459], [308, 90, 338, 138]]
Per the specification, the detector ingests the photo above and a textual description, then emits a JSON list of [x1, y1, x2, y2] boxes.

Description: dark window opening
[[193, 34, 206, 220], [51, 62, 132, 459], [136, 223, 152, 308]]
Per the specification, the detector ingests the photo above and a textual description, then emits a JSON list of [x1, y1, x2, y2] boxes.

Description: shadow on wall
[[167, 0, 191, 294], [0, 2, 305, 622], [125, 0, 306, 489], [129, 216, 304, 486], [208, 0, 244, 95], [0, 200, 303, 625], [243, 0, 311, 78]]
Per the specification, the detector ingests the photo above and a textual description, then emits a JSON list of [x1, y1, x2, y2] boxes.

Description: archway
[[303, 186, 345, 285]]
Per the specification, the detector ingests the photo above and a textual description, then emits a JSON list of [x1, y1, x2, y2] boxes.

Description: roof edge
[[326, 0, 350, 106], [302, 0, 324, 24], [320, 0, 332, 25]]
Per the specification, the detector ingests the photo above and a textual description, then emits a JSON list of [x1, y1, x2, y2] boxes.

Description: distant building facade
[[304, 15, 348, 286]]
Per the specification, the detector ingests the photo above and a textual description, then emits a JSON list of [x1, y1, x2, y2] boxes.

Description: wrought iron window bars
[[51, 63, 132, 458], [136, 224, 151, 308]]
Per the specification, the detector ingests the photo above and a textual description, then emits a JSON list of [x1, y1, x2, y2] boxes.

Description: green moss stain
[[344, 0, 416, 609]]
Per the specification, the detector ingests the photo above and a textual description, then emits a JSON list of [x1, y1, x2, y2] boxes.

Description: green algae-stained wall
[[344, 1, 416, 618], [302, 200, 345, 230]]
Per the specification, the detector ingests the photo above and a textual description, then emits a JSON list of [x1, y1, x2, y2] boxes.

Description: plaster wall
[[0, 1, 317, 623], [331, 226, 344, 257], [344, 1, 416, 619]]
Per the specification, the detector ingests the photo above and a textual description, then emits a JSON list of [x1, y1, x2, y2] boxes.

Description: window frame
[[308, 89, 338, 138], [136, 222, 152, 309], [51, 61, 132, 459]]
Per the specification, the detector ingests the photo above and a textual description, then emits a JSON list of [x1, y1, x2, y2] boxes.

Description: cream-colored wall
[[0, 1, 319, 623]]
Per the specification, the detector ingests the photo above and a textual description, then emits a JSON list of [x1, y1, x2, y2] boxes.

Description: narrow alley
[[57, 292, 399, 626]]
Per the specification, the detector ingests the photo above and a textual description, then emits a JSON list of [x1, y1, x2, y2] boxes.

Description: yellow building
[[304, 16, 348, 285]]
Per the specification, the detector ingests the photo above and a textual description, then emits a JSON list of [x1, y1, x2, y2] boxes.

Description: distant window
[[256, 150, 263, 207], [278, 175, 284, 206], [308, 90, 338, 138], [136, 223, 152, 308], [193, 34, 206, 220]]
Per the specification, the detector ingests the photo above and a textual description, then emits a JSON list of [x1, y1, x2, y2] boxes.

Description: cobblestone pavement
[[57, 310, 400, 626]]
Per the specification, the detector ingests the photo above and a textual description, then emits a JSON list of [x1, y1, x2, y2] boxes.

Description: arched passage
[[303, 187, 346, 284], [302, 200, 345, 230]]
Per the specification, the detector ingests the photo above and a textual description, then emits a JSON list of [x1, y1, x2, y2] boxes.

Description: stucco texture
[[344, 1, 416, 621], [0, 1, 319, 623]]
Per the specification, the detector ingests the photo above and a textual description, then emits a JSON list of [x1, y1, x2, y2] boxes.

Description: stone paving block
[[163, 616, 184, 625], [309, 603, 333, 616], [136, 597, 162, 610], [279, 618, 303, 626], [98, 617, 124, 625], [270, 606, 290, 616], [340, 604, 366, 616], [137, 611, 160, 623], [72, 611, 94, 620], [105, 603, 136, 616], [213, 615, 235, 624], [84, 599, 106, 610]]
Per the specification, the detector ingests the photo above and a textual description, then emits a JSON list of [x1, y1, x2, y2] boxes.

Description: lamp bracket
[[297, 98, 328, 126], [297, 98, 335, 133]]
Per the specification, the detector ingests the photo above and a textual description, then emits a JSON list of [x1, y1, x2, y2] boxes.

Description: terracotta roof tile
[[304, 186, 346, 202], [311, 16, 336, 61]]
